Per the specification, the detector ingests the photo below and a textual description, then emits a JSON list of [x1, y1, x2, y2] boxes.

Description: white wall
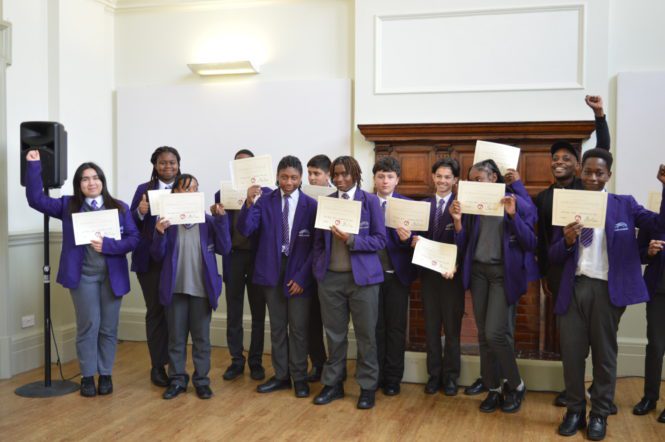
[[3, 0, 114, 376], [113, 0, 353, 338]]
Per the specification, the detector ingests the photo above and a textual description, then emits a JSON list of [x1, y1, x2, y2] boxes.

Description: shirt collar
[[338, 185, 357, 200], [85, 195, 104, 208], [281, 188, 300, 202], [159, 180, 174, 190], [435, 192, 452, 206], [377, 192, 393, 205]]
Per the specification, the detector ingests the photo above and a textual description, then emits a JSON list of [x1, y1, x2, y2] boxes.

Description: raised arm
[[585, 95, 610, 150], [24, 150, 66, 219]]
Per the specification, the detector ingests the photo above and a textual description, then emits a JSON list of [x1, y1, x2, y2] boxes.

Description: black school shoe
[[195, 385, 213, 399], [98, 375, 113, 395], [558, 410, 586, 436], [501, 385, 526, 413], [163, 384, 187, 400], [479, 391, 503, 413], [553, 390, 567, 407], [80, 376, 96, 397], [313, 383, 344, 405], [357, 389, 376, 410], [464, 378, 487, 396], [586, 413, 607, 441], [151, 366, 170, 387]]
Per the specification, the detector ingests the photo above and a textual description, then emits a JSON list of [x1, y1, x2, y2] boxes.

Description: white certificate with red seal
[[473, 140, 520, 175], [219, 181, 246, 210], [412, 236, 457, 275], [159, 192, 206, 225], [230, 154, 273, 191], [385, 197, 430, 231], [457, 181, 505, 217], [314, 195, 361, 234], [552, 188, 607, 229], [72, 209, 121, 246]]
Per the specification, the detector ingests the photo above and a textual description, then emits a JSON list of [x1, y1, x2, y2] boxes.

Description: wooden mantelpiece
[[359, 121, 596, 356]]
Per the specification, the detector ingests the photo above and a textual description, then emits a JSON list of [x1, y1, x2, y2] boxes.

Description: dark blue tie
[[282, 194, 290, 255], [90, 200, 99, 210], [433, 198, 444, 235], [342, 192, 349, 200], [581, 227, 593, 247]]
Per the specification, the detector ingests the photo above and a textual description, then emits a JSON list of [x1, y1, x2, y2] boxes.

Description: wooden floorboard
[[1, 341, 663, 441]]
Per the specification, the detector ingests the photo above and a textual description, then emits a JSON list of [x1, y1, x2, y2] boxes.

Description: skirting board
[[8, 324, 77, 377]]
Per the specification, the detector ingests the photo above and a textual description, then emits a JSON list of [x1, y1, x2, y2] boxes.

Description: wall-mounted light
[[187, 60, 260, 76]]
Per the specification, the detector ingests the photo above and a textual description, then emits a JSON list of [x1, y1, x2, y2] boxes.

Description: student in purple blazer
[[371, 157, 416, 397], [303, 154, 332, 383], [312, 156, 387, 410], [411, 158, 465, 397], [237, 156, 317, 398], [214, 149, 269, 382], [129, 146, 181, 387], [25, 150, 140, 397], [453, 159, 537, 414], [550, 149, 665, 440], [633, 226, 665, 423], [150, 174, 232, 400]]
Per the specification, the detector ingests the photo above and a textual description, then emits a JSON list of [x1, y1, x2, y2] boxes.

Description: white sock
[[516, 380, 525, 392]]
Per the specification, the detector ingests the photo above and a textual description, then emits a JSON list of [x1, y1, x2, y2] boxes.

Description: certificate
[[72, 209, 121, 246], [219, 181, 246, 210], [552, 189, 608, 229], [412, 236, 457, 275], [159, 192, 206, 225], [473, 140, 520, 175], [457, 181, 505, 217], [231, 154, 273, 191], [147, 189, 172, 216], [385, 197, 430, 231], [647, 191, 662, 212], [314, 195, 362, 234], [301, 184, 334, 199]]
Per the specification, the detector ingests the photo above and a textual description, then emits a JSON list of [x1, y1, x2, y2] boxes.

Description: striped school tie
[[381, 200, 386, 214], [282, 194, 291, 255], [580, 227, 593, 247], [433, 198, 444, 236], [90, 200, 99, 210]]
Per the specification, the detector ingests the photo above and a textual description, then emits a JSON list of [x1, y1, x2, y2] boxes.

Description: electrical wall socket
[[21, 314, 35, 329]]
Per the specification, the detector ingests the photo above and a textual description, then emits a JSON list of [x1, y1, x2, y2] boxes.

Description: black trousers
[[421, 269, 465, 382], [560, 276, 624, 417], [136, 259, 169, 368], [308, 283, 327, 368], [225, 249, 266, 367], [376, 272, 410, 384], [644, 291, 665, 401]]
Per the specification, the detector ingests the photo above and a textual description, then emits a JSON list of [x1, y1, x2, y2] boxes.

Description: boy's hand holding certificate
[[72, 209, 121, 246], [412, 236, 457, 275], [159, 192, 206, 225], [552, 189, 608, 229], [231, 154, 273, 191], [473, 140, 520, 175], [219, 181, 245, 210], [385, 197, 430, 231], [457, 181, 506, 217], [314, 196, 361, 234]]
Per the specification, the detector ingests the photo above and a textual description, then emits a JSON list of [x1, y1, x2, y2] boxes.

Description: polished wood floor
[[1, 341, 663, 441]]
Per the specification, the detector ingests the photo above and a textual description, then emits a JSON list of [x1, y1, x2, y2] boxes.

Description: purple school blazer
[[383, 192, 416, 287], [129, 181, 160, 274], [150, 214, 232, 309], [214, 187, 271, 285], [638, 226, 665, 299], [25, 161, 140, 296], [507, 180, 540, 283], [549, 188, 665, 314], [312, 188, 387, 286], [236, 188, 317, 297], [456, 192, 538, 305]]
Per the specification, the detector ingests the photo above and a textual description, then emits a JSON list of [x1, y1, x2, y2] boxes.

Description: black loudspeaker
[[20, 121, 68, 189]]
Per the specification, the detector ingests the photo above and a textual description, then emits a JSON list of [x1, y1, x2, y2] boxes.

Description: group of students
[[23, 95, 665, 441]]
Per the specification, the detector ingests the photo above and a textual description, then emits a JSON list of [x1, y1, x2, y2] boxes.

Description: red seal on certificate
[[575, 215, 581, 222], [431, 260, 437, 266], [404, 220, 410, 226], [94, 232, 102, 238], [334, 219, 341, 226], [477, 203, 484, 210], [179, 213, 186, 220], [251, 177, 256, 184], [237, 199, 243, 205]]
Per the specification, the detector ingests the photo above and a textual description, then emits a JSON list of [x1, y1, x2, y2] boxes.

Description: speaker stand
[[15, 189, 79, 397]]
